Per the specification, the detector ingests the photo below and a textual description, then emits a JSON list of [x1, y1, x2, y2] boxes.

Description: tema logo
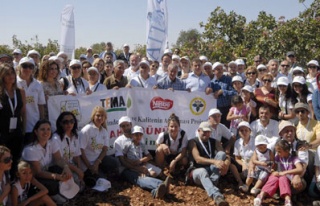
[[150, 97, 173, 110], [189, 97, 206, 115], [100, 96, 128, 112]]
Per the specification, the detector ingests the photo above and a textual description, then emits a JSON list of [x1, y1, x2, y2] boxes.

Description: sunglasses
[[281, 65, 289, 67], [263, 79, 272, 82], [247, 72, 256, 75], [258, 69, 267, 72], [62, 119, 75, 125], [21, 64, 34, 70], [288, 55, 295, 58], [295, 109, 307, 114], [71, 66, 81, 70], [308, 66, 318, 69], [1, 156, 12, 164]]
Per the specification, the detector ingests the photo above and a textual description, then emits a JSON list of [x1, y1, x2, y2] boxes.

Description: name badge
[[9, 117, 17, 129]]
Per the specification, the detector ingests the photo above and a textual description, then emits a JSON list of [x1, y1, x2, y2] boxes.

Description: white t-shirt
[[233, 136, 255, 162], [114, 134, 132, 157], [89, 82, 107, 92], [22, 140, 60, 170], [80, 123, 109, 168], [211, 123, 233, 142], [17, 76, 46, 133], [156, 130, 188, 154], [52, 133, 81, 163], [123, 67, 140, 81], [315, 146, 320, 167], [65, 76, 89, 95], [129, 75, 157, 88]]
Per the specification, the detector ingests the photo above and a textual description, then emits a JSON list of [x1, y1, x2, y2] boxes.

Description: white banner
[[60, 4, 75, 59], [146, 0, 168, 61], [48, 88, 216, 154]]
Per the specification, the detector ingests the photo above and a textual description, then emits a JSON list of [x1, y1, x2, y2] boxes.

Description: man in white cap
[[207, 108, 235, 155], [117, 44, 132, 65], [235, 59, 246, 80], [185, 58, 211, 92], [199, 55, 208, 65], [306, 60, 320, 90], [188, 121, 229, 206], [114, 117, 170, 199], [12, 49, 22, 69], [203, 62, 214, 80], [178, 56, 191, 78], [250, 105, 279, 151], [27, 49, 41, 78], [127, 60, 156, 88], [226, 61, 238, 79]]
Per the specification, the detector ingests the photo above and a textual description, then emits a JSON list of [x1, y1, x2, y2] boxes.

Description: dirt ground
[[65, 172, 315, 206]]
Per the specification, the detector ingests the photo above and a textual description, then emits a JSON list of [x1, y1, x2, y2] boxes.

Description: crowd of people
[[0, 42, 320, 206]]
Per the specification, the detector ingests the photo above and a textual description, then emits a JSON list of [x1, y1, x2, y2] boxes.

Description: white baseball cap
[[257, 64, 267, 70], [164, 49, 172, 55], [59, 177, 80, 199], [92, 178, 111, 192], [13, 49, 22, 54], [255, 135, 268, 146], [232, 75, 243, 83], [208, 108, 222, 117], [292, 66, 304, 74], [19, 57, 35, 66], [87, 67, 99, 74], [199, 55, 208, 61], [138, 60, 150, 68], [307, 60, 319, 67], [198, 121, 212, 132], [203, 62, 213, 68], [27, 49, 40, 58], [235, 59, 245, 66], [69, 59, 82, 67], [212, 62, 223, 70], [237, 121, 251, 130], [118, 116, 131, 125], [180, 56, 190, 62], [228, 61, 237, 67], [277, 76, 289, 86], [292, 76, 306, 85], [241, 85, 253, 93], [79, 54, 87, 59], [132, 125, 144, 134], [172, 54, 180, 60]]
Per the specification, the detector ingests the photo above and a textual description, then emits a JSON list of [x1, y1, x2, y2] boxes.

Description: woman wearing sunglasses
[[22, 119, 73, 204], [17, 57, 46, 145], [0, 63, 26, 179], [52, 112, 84, 190], [254, 73, 279, 120], [0, 146, 13, 206], [244, 66, 261, 90]]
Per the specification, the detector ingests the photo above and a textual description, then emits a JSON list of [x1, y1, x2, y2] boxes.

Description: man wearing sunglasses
[[295, 102, 320, 150], [306, 60, 320, 90]]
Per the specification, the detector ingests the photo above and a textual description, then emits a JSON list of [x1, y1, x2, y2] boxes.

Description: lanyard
[[91, 83, 100, 92], [5, 89, 17, 117], [137, 76, 145, 88], [71, 78, 85, 94], [198, 137, 212, 158]]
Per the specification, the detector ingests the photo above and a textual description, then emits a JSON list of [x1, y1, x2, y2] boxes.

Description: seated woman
[[155, 113, 188, 175], [22, 119, 73, 204], [52, 112, 84, 189]]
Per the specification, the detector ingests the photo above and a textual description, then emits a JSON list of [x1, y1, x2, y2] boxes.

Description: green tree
[[173, 29, 201, 60]]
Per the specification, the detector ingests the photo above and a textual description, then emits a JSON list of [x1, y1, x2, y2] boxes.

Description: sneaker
[[250, 188, 261, 196], [163, 176, 172, 193], [155, 183, 166, 199], [239, 184, 249, 193], [254, 196, 262, 206], [284, 199, 292, 206], [214, 196, 228, 206]]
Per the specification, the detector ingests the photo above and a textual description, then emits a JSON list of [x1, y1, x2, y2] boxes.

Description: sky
[[0, 0, 313, 51]]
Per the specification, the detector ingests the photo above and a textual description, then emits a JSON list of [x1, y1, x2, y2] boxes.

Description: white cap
[[79, 54, 87, 59], [228, 61, 237, 66], [19, 57, 35, 66], [48, 56, 63, 62], [69, 59, 82, 67], [138, 60, 150, 68], [123, 44, 129, 48], [198, 121, 212, 132], [292, 66, 304, 74], [164, 49, 172, 55], [307, 60, 319, 67], [27, 49, 40, 57], [232, 75, 243, 83], [87, 47, 92, 51], [132, 125, 144, 134], [292, 76, 306, 85], [13, 49, 22, 54], [57, 51, 68, 58], [255, 135, 268, 146], [180, 56, 190, 62], [59, 177, 80, 199], [241, 85, 253, 93], [92, 178, 111, 192], [118, 116, 131, 125], [172, 54, 180, 60], [208, 108, 222, 117], [237, 121, 251, 130], [235, 59, 245, 65], [199, 55, 208, 61], [212, 62, 223, 70], [277, 76, 289, 86], [203, 62, 212, 68], [257, 64, 267, 70], [87, 67, 99, 74]]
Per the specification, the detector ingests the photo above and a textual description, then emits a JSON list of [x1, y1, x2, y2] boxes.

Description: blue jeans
[[192, 151, 226, 200], [122, 169, 163, 197]]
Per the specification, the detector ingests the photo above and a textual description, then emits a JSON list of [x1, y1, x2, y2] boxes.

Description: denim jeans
[[192, 151, 226, 200], [122, 169, 163, 197]]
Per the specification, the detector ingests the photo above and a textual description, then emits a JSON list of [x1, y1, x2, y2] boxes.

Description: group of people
[[0, 44, 320, 206]]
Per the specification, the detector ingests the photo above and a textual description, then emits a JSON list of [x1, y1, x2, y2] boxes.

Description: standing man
[[156, 53, 172, 78], [117, 44, 132, 65], [99, 42, 117, 61], [86, 48, 94, 64], [124, 54, 140, 81], [103, 60, 128, 89], [286, 51, 299, 74], [188, 121, 229, 206], [185, 58, 211, 92], [127, 60, 156, 88], [12, 49, 22, 69], [155, 63, 187, 91]]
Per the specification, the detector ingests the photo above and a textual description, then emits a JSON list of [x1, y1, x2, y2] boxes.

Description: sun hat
[[294, 102, 310, 112], [208, 108, 222, 117], [278, 120, 296, 136], [198, 121, 212, 132], [132, 125, 144, 134], [277, 76, 289, 86], [237, 121, 251, 130], [255, 135, 268, 146], [241, 85, 253, 93], [92, 178, 111, 192], [118, 116, 131, 125], [59, 177, 80, 199]]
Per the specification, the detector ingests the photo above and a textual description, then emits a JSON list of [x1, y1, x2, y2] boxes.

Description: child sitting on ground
[[247, 135, 274, 195], [10, 160, 56, 206], [254, 139, 304, 206]]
